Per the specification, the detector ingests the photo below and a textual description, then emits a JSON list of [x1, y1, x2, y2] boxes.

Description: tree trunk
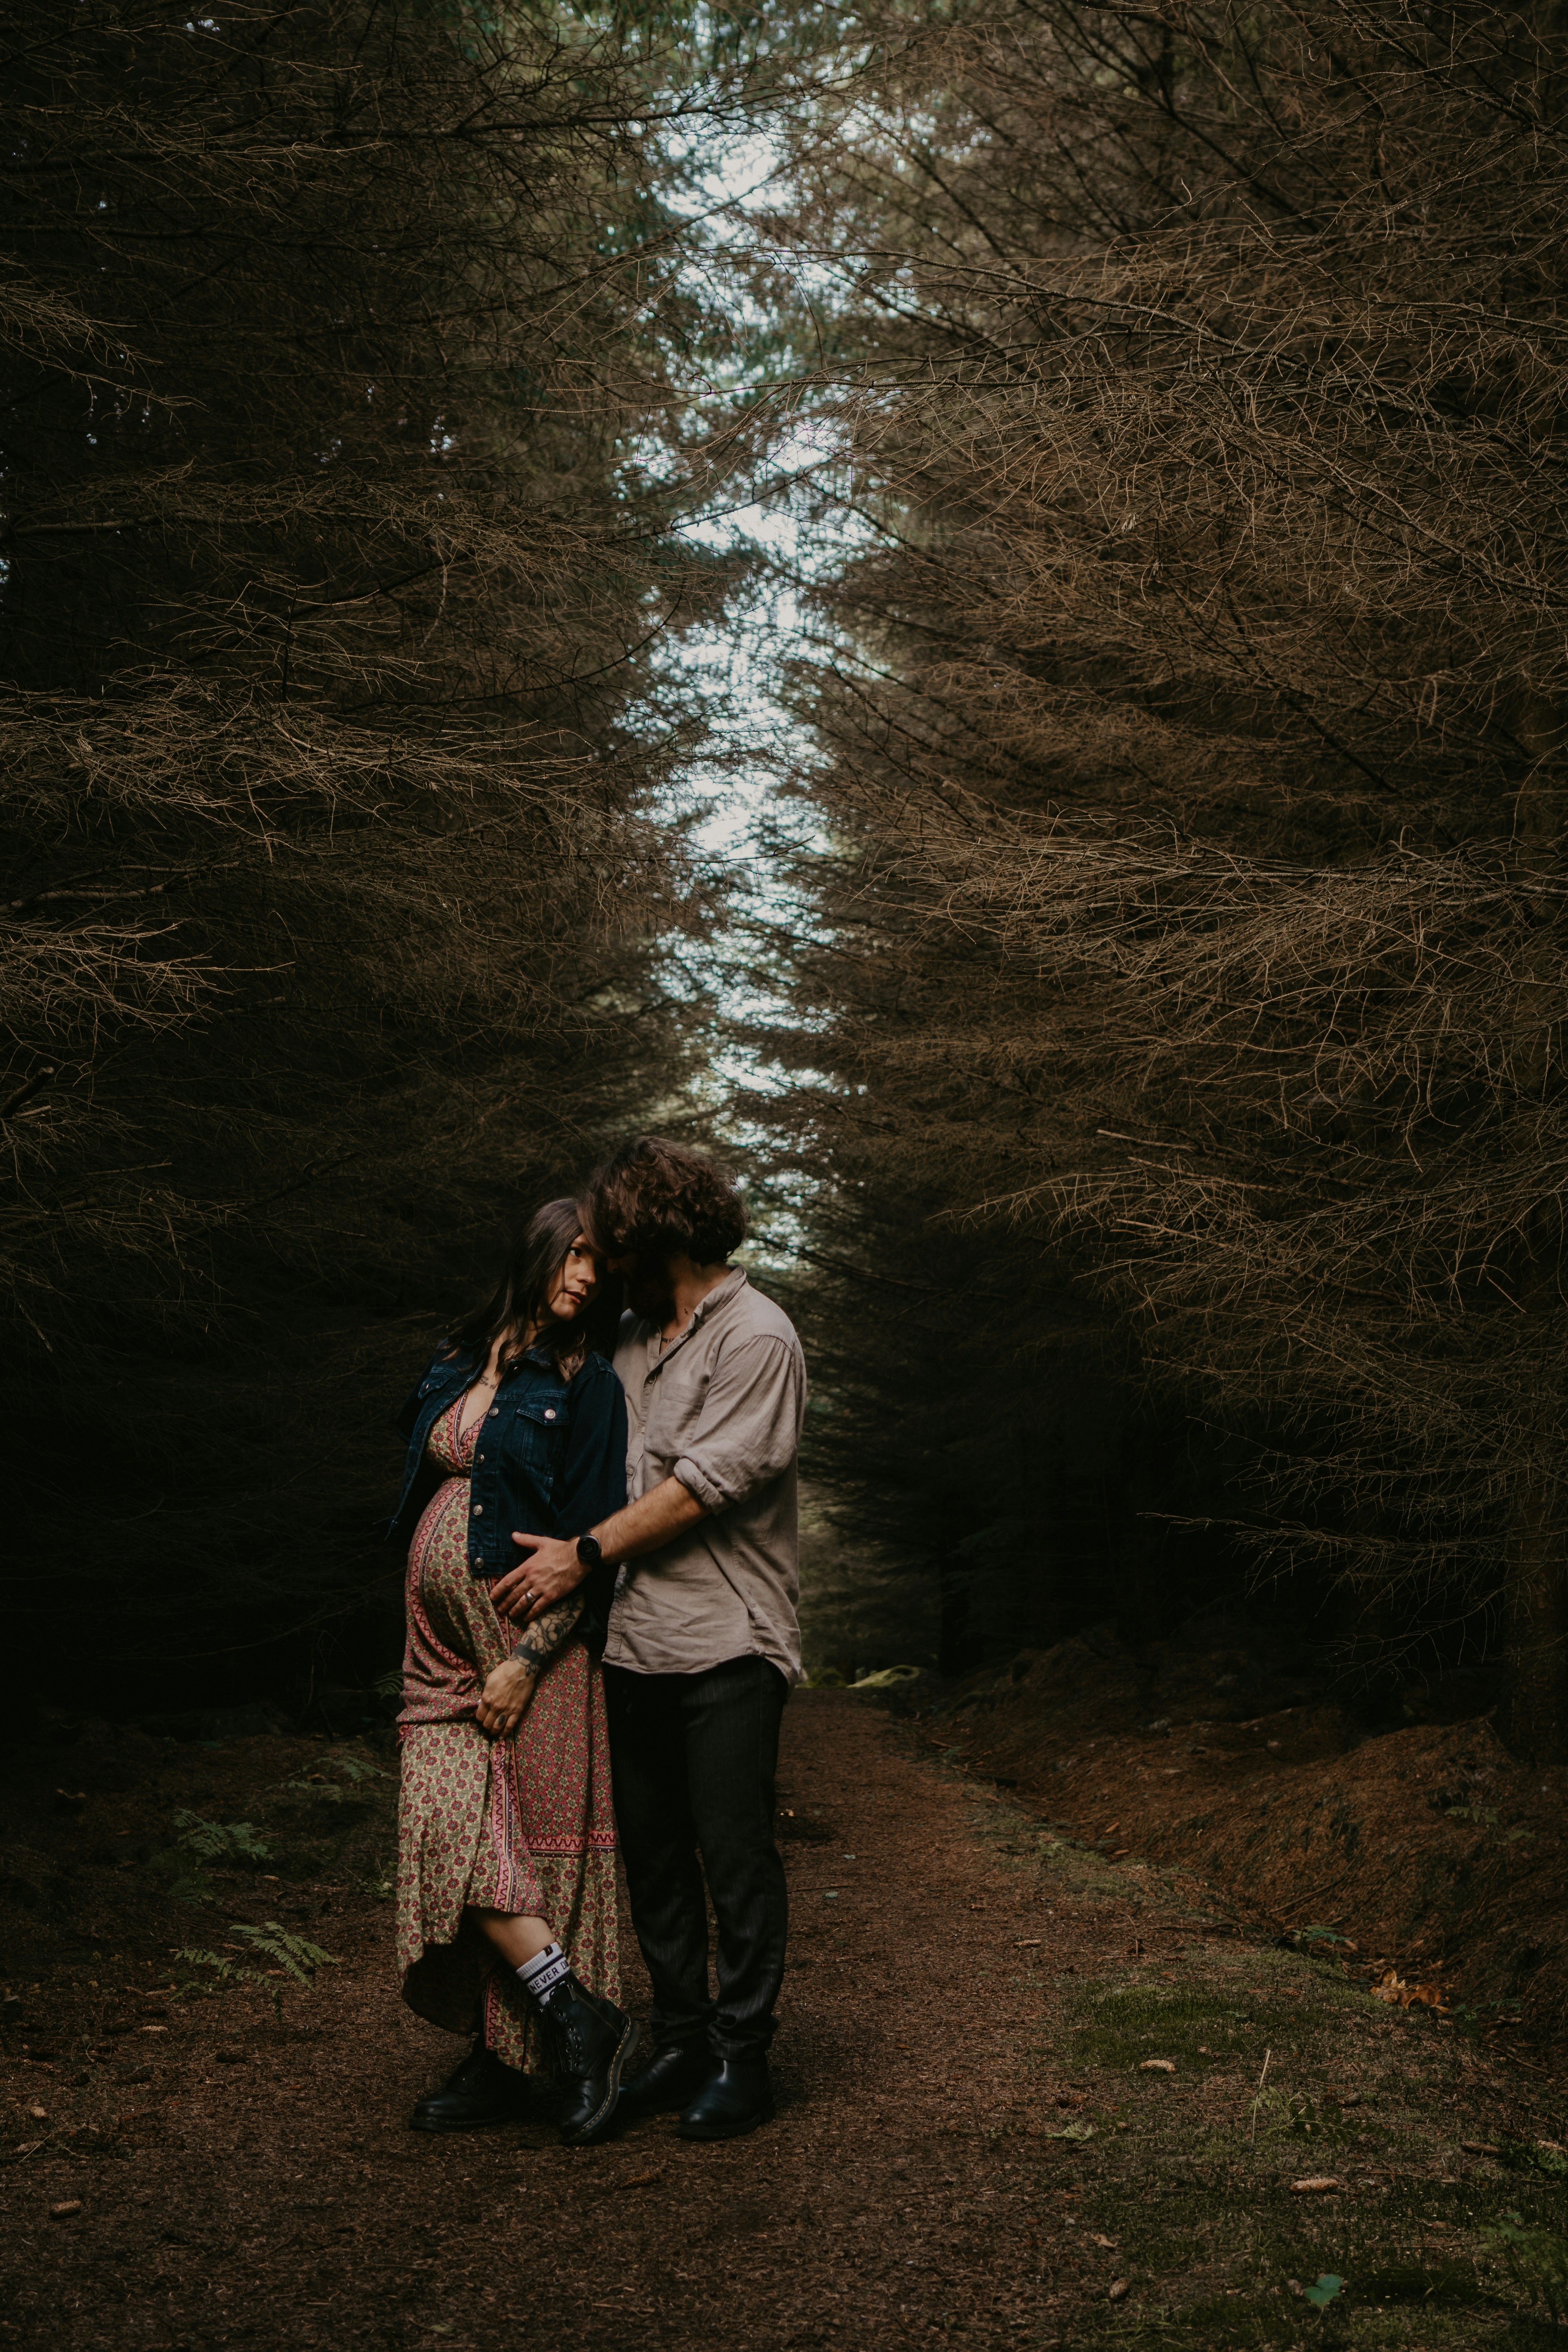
[[938, 1557, 976, 1678], [1497, 1478, 1568, 1764]]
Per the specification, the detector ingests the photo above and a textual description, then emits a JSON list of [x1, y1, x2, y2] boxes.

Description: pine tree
[[0, 0, 739, 1697], [755, 0, 1568, 1748]]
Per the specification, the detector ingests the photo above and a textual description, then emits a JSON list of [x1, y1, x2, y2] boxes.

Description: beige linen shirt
[[602, 1268, 807, 1682]]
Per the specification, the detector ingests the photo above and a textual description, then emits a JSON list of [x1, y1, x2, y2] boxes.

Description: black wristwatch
[[575, 1533, 604, 1570]]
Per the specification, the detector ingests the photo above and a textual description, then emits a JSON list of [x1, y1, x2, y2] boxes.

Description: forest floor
[[3, 1689, 1568, 2350], [906, 1618, 1568, 2040]]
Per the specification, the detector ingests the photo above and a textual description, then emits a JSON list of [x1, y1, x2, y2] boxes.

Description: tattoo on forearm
[[508, 1593, 583, 1673]]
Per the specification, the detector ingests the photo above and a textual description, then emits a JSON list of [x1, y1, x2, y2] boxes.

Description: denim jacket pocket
[[499, 1391, 567, 1503]]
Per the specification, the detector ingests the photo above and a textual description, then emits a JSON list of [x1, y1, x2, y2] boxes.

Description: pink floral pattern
[[395, 1396, 617, 2073]]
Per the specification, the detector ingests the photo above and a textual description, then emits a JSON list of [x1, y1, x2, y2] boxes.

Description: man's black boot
[[531, 1970, 638, 2147], [617, 2039, 712, 2123], [677, 2053, 775, 2142], [409, 2044, 529, 2132]]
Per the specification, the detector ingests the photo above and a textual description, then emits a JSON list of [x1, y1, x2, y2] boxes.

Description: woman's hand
[[475, 1658, 537, 1738]]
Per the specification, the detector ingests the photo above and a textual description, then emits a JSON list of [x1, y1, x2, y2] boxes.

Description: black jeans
[[603, 1654, 789, 2061]]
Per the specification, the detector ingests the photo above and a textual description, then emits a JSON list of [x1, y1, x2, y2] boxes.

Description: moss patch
[[948, 1786, 1568, 2347]]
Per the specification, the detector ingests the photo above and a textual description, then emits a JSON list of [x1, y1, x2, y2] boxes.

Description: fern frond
[[229, 1922, 340, 1984], [275, 1751, 391, 1804], [171, 1811, 272, 1863]]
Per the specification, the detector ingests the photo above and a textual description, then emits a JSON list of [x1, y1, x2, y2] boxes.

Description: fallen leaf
[[25, 2107, 45, 2122], [1371, 1967, 1447, 2011], [49, 2201, 82, 2220], [1462, 2140, 1500, 2155], [617, 2172, 662, 2189], [1013, 1939, 1042, 1948], [1139, 2059, 1176, 2073], [1290, 2177, 1342, 2194], [1044, 2123, 1095, 2141], [138, 2025, 168, 2036], [1089, 2232, 1118, 2248], [1107, 2280, 1130, 2302]]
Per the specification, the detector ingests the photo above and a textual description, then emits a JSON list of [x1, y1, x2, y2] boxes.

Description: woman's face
[[547, 1233, 602, 1323]]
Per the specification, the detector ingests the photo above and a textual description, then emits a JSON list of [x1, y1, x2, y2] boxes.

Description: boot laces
[[541, 1986, 602, 2076]]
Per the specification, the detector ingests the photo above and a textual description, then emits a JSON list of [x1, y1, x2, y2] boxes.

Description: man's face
[[581, 1211, 665, 1319], [580, 1211, 632, 1276], [624, 1249, 675, 1326]]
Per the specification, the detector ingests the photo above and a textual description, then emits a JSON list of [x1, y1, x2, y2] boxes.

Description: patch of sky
[[624, 120, 873, 1257]]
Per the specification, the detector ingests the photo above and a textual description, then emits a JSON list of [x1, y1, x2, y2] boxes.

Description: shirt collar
[[648, 1265, 747, 1364]]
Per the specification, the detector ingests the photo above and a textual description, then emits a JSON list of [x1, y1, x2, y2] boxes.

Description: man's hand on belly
[[495, 1475, 711, 1622], [491, 1537, 585, 1621]]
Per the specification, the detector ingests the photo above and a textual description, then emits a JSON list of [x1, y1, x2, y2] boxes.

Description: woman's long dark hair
[[446, 1197, 619, 1374]]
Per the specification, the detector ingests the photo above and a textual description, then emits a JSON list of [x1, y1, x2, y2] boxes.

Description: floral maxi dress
[[395, 1395, 618, 2071]]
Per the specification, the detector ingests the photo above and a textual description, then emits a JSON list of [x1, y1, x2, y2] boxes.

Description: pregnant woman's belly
[[399, 1475, 507, 1728]]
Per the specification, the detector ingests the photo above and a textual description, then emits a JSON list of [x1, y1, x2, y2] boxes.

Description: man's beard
[[626, 1253, 675, 1327]]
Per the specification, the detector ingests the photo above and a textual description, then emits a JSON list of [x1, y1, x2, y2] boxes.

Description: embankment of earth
[[889, 1618, 1568, 2043]]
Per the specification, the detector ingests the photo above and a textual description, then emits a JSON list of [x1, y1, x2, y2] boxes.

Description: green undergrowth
[[146, 1746, 397, 1906], [962, 1784, 1568, 2347]]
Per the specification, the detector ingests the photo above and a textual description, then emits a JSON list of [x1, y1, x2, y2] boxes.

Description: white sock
[[516, 1941, 568, 2001]]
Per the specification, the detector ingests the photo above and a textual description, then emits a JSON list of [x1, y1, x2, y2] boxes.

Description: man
[[491, 1136, 805, 2141]]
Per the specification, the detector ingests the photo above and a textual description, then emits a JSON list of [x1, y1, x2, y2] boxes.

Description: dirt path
[[4, 1692, 1566, 2349]]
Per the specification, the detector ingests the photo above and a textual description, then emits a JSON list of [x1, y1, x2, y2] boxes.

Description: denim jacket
[[389, 1342, 628, 1641]]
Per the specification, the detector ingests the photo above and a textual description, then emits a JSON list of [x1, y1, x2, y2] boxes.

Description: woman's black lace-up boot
[[526, 1968, 638, 2146], [409, 2043, 531, 2132]]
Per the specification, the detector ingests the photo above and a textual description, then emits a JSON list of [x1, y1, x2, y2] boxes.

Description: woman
[[388, 1198, 636, 2143]]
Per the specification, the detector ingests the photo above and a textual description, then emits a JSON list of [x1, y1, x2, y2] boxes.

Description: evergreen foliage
[[0, 0, 744, 1700], [750, 0, 1568, 1741]]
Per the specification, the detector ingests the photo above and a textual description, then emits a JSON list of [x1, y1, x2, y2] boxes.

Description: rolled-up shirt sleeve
[[672, 1332, 805, 1515]]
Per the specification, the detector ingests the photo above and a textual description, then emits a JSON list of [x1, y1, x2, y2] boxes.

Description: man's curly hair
[[583, 1136, 748, 1265]]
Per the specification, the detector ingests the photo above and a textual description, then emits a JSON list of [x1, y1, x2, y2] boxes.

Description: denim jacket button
[[472, 1504, 483, 1517], [477, 1452, 485, 1463], [544, 1408, 557, 1420], [488, 1408, 499, 1419]]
